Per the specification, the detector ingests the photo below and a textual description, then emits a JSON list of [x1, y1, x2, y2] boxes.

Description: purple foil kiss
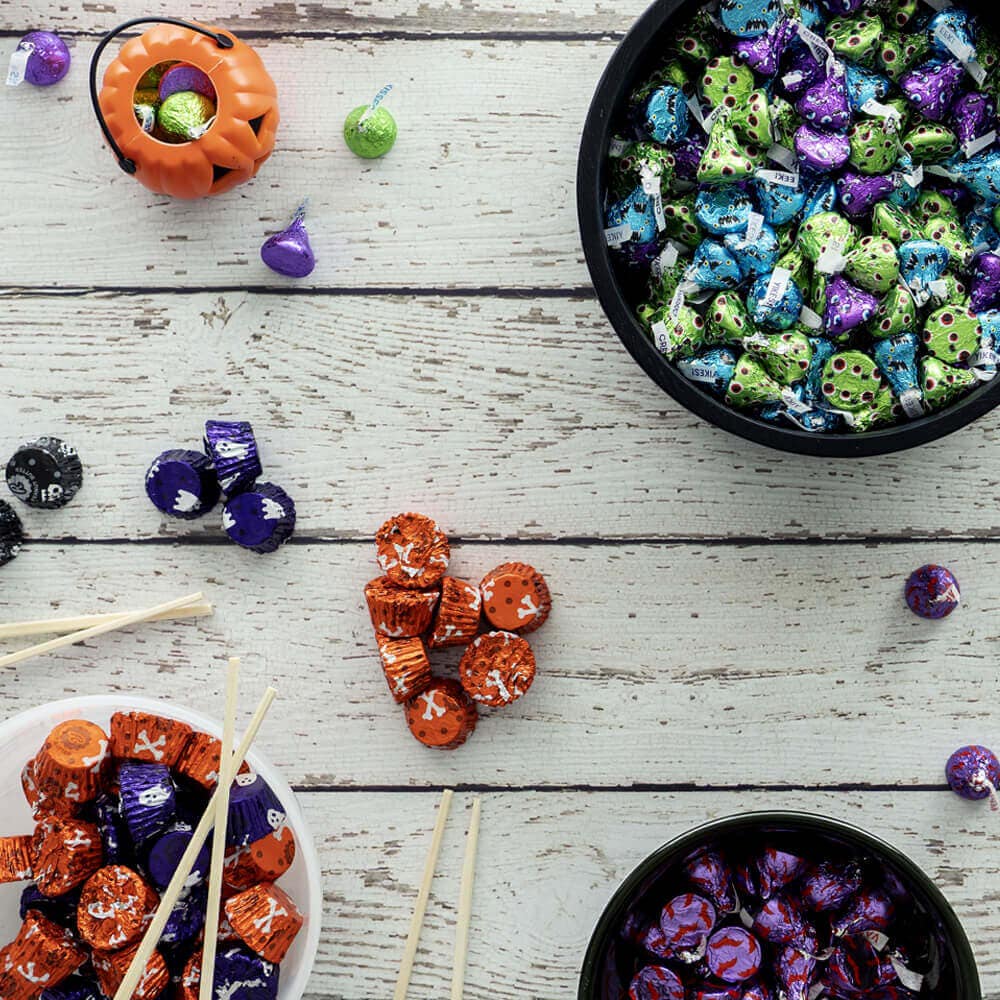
[[836, 171, 896, 217], [261, 204, 317, 278], [158, 63, 216, 101], [684, 849, 738, 912], [796, 71, 851, 130], [900, 60, 964, 121], [16, 31, 70, 86], [951, 92, 997, 150], [971, 252, 1000, 312], [823, 275, 879, 335], [734, 19, 795, 77], [794, 124, 851, 172]]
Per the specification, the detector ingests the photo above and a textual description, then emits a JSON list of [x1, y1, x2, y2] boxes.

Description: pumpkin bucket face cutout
[[90, 17, 279, 199]]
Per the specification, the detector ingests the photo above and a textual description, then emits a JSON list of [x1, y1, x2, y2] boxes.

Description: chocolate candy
[[405, 679, 478, 749], [705, 927, 763, 982], [6, 437, 83, 509], [898, 238, 950, 305], [900, 60, 964, 121], [159, 64, 215, 101], [92, 941, 169, 1000], [922, 304, 981, 363], [847, 118, 900, 174], [145, 449, 220, 519], [376, 635, 432, 703], [730, 91, 773, 148], [747, 270, 804, 330], [260, 204, 316, 279], [774, 944, 817, 1000], [821, 349, 885, 411], [727, 355, 802, 409], [650, 304, 709, 359], [0, 836, 34, 884], [752, 895, 818, 951], [686, 241, 744, 291], [110, 711, 193, 768], [832, 888, 894, 935], [376, 512, 450, 590], [826, 14, 885, 68], [708, 292, 756, 341], [8, 31, 70, 87], [161, 880, 207, 945], [794, 124, 850, 173], [480, 562, 551, 632], [873, 333, 924, 418], [905, 563, 960, 618], [872, 203, 919, 244], [35, 720, 110, 807], [800, 860, 863, 911], [678, 347, 739, 395], [826, 933, 883, 993], [921, 355, 977, 409], [40, 976, 103, 1000], [77, 865, 158, 950], [823, 276, 879, 335], [697, 121, 759, 185], [796, 71, 851, 131], [227, 773, 285, 849], [757, 848, 806, 899], [0, 913, 85, 1000], [119, 761, 176, 845], [735, 18, 795, 76], [971, 252, 1000, 312], [695, 188, 754, 236], [459, 631, 536, 707], [35, 819, 103, 897], [946, 744, 1000, 808], [203, 420, 262, 495], [429, 576, 482, 648], [365, 576, 440, 638], [743, 331, 812, 384], [644, 85, 690, 144], [683, 849, 737, 913], [0, 499, 23, 567], [225, 882, 303, 963], [924, 216, 974, 270], [222, 482, 296, 554], [204, 944, 279, 1000], [157, 91, 216, 140], [224, 825, 297, 891], [836, 170, 896, 217], [146, 822, 210, 890], [659, 893, 717, 959], [951, 92, 996, 154], [845, 237, 900, 293], [628, 965, 685, 1000]]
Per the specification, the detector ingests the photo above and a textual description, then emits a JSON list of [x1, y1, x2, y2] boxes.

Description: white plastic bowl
[[0, 695, 321, 1000]]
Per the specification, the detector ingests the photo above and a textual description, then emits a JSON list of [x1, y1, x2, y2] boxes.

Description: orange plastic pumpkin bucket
[[89, 17, 279, 199]]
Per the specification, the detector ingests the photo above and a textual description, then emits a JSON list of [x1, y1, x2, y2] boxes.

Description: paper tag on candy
[[891, 959, 925, 993], [762, 267, 791, 309], [973, 347, 999, 369], [608, 137, 630, 157], [861, 99, 902, 130], [782, 388, 811, 413], [799, 305, 823, 329], [685, 361, 722, 383], [816, 239, 848, 274], [962, 130, 996, 158], [604, 223, 633, 246], [651, 321, 671, 353], [781, 71, 803, 88], [6, 43, 32, 87], [807, 985, 826, 1000], [863, 930, 890, 951], [189, 115, 216, 140], [359, 83, 394, 126], [744, 212, 764, 244], [899, 389, 926, 417], [902, 164, 924, 187], [642, 168, 667, 231], [767, 143, 798, 169], [687, 95, 723, 134], [796, 22, 839, 74], [756, 168, 800, 189], [669, 284, 686, 320], [651, 242, 680, 280], [928, 278, 949, 298]]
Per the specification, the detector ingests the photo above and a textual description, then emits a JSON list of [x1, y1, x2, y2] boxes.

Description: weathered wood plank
[[1, 37, 611, 290], [3, 0, 649, 37], [0, 542, 992, 787], [300, 790, 998, 998], [0, 292, 998, 541]]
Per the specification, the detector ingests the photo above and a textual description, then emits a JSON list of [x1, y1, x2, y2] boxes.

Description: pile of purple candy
[[619, 842, 941, 999], [605, 0, 1000, 433]]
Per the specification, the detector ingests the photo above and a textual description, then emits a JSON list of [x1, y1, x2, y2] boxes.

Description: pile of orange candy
[[0, 712, 303, 1000], [364, 512, 553, 749]]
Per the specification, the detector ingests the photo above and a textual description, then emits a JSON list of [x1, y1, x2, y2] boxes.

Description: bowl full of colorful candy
[[0, 695, 320, 1000], [577, 0, 1000, 456], [578, 811, 980, 999]]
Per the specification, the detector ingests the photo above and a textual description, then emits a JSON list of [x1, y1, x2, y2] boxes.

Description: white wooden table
[[1, 2, 998, 996]]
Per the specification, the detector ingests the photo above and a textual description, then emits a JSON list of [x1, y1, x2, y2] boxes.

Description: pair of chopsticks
[[394, 790, 482, 1000], [114, 660, 277, 1000], [0, 592, 212, 668]]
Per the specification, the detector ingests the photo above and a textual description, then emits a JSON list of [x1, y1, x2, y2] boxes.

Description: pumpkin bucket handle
[[89, 17, 234, 174]]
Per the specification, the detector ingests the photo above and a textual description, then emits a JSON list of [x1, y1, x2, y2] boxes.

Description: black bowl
[[576, 0, 1000, 457], [578, 811, 981, 999]]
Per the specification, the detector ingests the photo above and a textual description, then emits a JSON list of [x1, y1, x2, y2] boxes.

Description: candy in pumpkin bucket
[[89, 17, 279, 199]]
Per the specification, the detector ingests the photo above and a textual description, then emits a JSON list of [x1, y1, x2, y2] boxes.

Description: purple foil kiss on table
[[946, 744, 1000, 808], [222, 482, 296, 554], [775, 945, 817, 1000], [261, 204, 317, 278], [119, 761, 177, 845], [900, 60, 964, 121], [158, 63, 216, 101], [752, 895, 819, 951], [905, 563, 960, 618], [794, 125, 851, 172], [14, 31, 70, 86], [145, 449, 221, 520], [684, 849, 737, 912]]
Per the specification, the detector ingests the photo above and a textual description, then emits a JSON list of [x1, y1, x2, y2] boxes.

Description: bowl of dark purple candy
[[577, 0, 1000, 456], [578, 812, 980, 999]]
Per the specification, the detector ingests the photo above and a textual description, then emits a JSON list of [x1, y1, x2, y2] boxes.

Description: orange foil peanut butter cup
[[364, 576, 440, 638], [376, 634, 432, 703], [459, 631, 537, 707], [404, 679, 478, 750], [0, 912, 86, 1000], [109, 711, 194, 767], [34, 720, 110, 808], [78, 865, 159, 951], [375, 512, 450, 590], [428, 576, 482, 649], [224, 882, 304, 963], [223, 825, 297, 892], [480, 562, 551, 633], [93, 943, 169, 1000], [0, 836, 35, 884], [34, 818, 103, 897], [175, 732, 249, 790]]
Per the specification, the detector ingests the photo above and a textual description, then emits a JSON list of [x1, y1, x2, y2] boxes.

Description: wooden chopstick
[[113, 685, 277, 1000], [0, 601, 213, 639], [393, 789, 454, 1000], [200, 657, 241, 1000], [450, 798, 481, 1000], [0, 592, 205, 668]]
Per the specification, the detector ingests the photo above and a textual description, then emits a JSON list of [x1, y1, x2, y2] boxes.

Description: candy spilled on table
[[343, 84, 397, 159], [145, 421, 296, 553], [946, 744, 1000, 811], [0, 711, 303, 1000], [904, 563, 960, 618], [363, 513, 553, 748], [6, 437, 83, 509], [261, 203, 316, 278], [6, 31, 70, 87], [603, 0, 1000, 433]]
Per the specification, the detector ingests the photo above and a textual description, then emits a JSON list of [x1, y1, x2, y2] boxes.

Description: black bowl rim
[[576, 0, 1000, 457], [577, 810, 982, 999]]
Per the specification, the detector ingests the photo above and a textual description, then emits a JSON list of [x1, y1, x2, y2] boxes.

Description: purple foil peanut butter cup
[[145, 449, 221, 519], [222, 482, 296, 554], [204, 420, 263, 496]]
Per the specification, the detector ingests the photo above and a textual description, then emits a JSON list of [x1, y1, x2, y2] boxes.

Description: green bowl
[[578, 811, 981, 999]]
